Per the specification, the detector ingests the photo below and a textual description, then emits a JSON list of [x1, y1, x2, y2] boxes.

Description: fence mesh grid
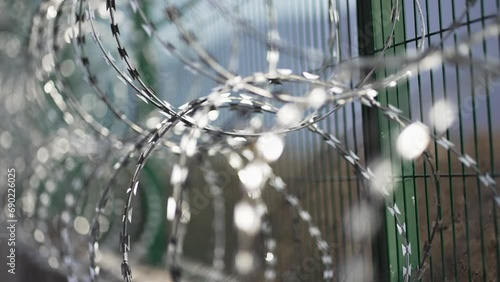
[[234, 0, 500, 281]]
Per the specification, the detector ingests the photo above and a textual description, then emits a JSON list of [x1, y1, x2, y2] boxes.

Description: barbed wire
[[1, 0, 500, 281]]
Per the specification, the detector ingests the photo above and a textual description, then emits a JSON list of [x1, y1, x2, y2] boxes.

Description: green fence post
[[362, 0, 422, 280], [357, 0, 390, 281]]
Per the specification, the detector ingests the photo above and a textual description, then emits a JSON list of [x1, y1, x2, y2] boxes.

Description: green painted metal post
[[357, 0, 390, 281], [360, 0, 422, 280]]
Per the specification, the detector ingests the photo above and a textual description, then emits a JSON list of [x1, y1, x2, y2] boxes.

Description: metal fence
[[234, 0, 500, 281], [1, 0, 499, 281]]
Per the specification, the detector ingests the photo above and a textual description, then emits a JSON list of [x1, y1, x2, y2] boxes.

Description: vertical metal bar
[[345, 0, 366, 276], [449, 3, 473, 281], [414, 4, 439, 278], [306, 2, 322, 279], [334, 0, 345, 274], [315, 4, 337, 281], [492, 2, 500, 279], [336, 108, 348, 276], [372, 0, 403, 279], [308, 1, 326, 279], [465, 4, 488, 280], [323, 13, 341, 275], [495, 201, 500, 281], [287, 3, 303, 272], [357, 0, 391, 280], [344, 0, 357, 262], [368, 0, 422, 280], [324, 110, 341, 281], [431, 1, 458, 280], [298, 1, 317, 279], [394, 0, 422, 275]]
